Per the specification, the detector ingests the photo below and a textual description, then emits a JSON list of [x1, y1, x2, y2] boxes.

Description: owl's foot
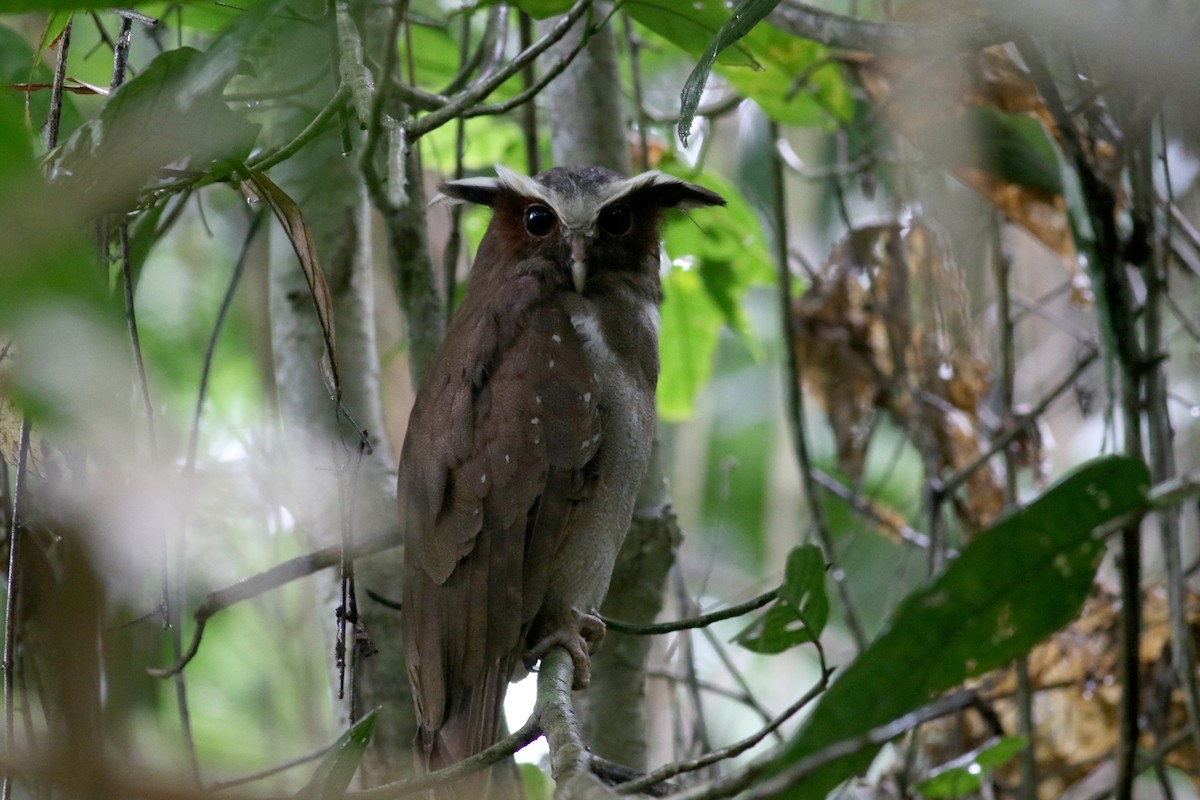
[[525, 610, 606, 689]]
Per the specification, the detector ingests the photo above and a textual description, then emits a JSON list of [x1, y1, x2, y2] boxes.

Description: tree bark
[[265, 10, 414, 782]]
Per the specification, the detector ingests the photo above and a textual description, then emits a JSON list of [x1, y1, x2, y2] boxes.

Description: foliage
[[1, 1, 1199, 800]]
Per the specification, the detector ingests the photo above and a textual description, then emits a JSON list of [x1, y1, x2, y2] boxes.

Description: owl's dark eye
[[524, 204, 557, 237], [598, 204, 633, 236]]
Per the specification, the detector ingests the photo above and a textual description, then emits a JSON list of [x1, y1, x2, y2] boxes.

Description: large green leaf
[[627, 0, 760, 69], [656, 166, 771, 419], [658, 265, 722, 420], [49, 24, 260, 212], [917, 106, 1063, 195], [767, 455, 1150, 799], [677, 0, 780, 142]]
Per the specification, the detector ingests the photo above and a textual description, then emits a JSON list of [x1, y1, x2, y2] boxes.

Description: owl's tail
[[416, 657, 524, 800]]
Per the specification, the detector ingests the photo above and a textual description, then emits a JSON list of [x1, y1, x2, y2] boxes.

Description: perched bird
[[399, 165, 724, 790]]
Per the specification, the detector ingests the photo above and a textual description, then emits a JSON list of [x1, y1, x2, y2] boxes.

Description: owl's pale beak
[[569, 233, 587, 293]]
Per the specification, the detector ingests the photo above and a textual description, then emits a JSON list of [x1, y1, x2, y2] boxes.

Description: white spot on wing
[[531, 417, 540, 425], [551, 334, 562, 343], [549, 359, 556, 368], [480, 473, 487, 484], [582, 392, 592, 404]]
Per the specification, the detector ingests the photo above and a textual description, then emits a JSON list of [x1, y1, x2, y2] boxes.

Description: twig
[[1016, 36, 1144, 800], [209, 742, 333, 791], [119, 223, 158, 458], [349, 711, 542, 799], [618, 668, 833, 794], [247, 84, 348, 173], [602, 589, 778, 635], [992, 220, 1036, 799], [769, 123, 867, 651], [45, 18, 71, 150], [934, 347, 1100, 501], [518, 11, 541, 175], [1, 421, 31, 800], [460, 20, 594, 121], [147, 528, 401, 678], [768, 0, 1009, 54], [668, 688, 979, 800], [405, 0, 592, 141]]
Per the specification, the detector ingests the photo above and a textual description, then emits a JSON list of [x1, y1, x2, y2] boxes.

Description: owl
[[399, 165, 724, 792]]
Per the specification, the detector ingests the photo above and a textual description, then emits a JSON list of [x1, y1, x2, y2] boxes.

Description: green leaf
[[916, 736, 1028, 797], [717, 24, 852, 131], [734, 544, 828, 653], [50, 44, 259, 211], [678, 0, 780, 144], [780, 544, 828, 636], [295, 710, 378, 799], [658, 265, 722, 420], [519, 763, 554, 800], [918, 106, 1063, 195], [769, 455, 1150, 799], [627, 0, 760, 69]]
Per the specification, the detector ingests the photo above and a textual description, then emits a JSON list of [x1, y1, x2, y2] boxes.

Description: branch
[[406, 0, 592, 140], [147, 528, 401, 678], [767, 0, 1010, 53], [933, 346, 1100, 502], [668, 688, 979, 800], [616, 668, 833, 795], [350, 714, 542, 799], [539, 648, 622, 800], [602, 590, 777, 636]]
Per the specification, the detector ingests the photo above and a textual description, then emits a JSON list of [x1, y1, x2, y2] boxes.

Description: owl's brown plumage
[[399, 165, 724, 792]]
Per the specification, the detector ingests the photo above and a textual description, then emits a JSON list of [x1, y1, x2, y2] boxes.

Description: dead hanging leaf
[[918, 585, 1200, 798], [242, 172, 341, 403], [794, 220, 1007, 532], [846, 47, 1090, 303], [0, 346, 50, 478]]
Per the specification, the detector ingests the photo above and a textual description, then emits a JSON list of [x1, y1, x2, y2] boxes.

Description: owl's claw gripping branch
[[525, 610, 606, 689]]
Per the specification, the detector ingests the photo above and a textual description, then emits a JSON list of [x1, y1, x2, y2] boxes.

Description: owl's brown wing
[[400, 275, 601, 769]]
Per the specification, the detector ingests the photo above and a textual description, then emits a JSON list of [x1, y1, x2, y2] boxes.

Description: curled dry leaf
[[845, 47, 1095, 304], [793, 220, 1008, 532], [919, 585, 1200, 798], [242, 172, 341, 402]]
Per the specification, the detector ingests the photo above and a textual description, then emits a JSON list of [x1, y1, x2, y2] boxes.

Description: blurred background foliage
[[1, 0, 1199, 798]]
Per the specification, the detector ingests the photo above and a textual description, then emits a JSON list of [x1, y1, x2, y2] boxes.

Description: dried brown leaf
[[243, 172, 341, 402]]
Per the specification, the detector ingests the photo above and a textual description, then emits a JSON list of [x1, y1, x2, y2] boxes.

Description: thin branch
[[668, 688, 979, 800], [45, 18, 72, 150], [1, 421, 31, 800], [934, 347, 1100, 501], [460, 20, 593, 120], [147, 528, 401, 678], [405, 0, 592, 141], [209, 742, 333, 791], [618, 669, 833, 794], [770, 124, 867, 651], [767, 0, 1010, 54], [247, 85, 349, 173], [119, 223, 158, 458], [349, 713, 542, 799], [602, 589, 778, 635]]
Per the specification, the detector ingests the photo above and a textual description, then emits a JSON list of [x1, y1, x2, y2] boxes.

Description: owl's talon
[[526, 611, 606, 689]]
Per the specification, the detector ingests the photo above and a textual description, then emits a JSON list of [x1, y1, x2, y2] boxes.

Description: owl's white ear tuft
[[644, 173, 726, 210]]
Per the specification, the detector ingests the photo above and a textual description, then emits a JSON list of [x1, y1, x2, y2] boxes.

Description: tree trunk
[[265, 10, 414, 782]]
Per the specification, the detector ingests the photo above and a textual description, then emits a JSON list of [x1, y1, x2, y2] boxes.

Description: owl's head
[[436, 165, 725, 293]]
